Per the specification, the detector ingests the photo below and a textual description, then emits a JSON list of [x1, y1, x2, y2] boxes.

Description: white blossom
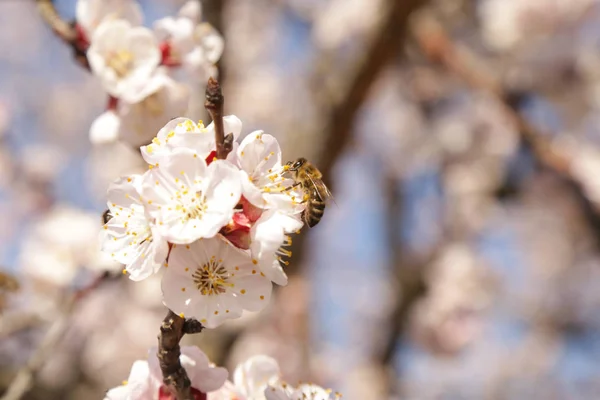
[[118, 72, 190, 147], [148, 346, 228, 394], [104, 346, 227, 400], [90, 110, 121, 144], [140, 116, 242, 165], [101, 175, 168, 281], [153, 1, 223, 80], [207, 356, 342, 400], [208, 355, 281, 400], [226, 131, 305, 286], [21, 205, 120, 288], [88, 19, 161, 102], [265, 384, 341, 400], [76, 0, 142, 39], [162, 235, 272, 328], [104, 360, 156, 400], [140, 148, 241, 244]]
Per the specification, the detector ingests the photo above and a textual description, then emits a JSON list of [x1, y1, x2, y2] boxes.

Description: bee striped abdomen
[[304, 190, 326, 228]]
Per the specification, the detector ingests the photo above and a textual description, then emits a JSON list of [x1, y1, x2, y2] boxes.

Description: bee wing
[[306, 174, 337, 207]]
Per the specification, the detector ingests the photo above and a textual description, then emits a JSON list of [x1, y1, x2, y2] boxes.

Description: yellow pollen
[[127, 177, 132, 182], [226, 309, 229, 313], [122, 380, 128, 386], [122, 269, 127, 275], [185, 267, 189, 272], [214, 311, 218, 315], [252, 259, 258, 265], [179, 313, 185, 318], [241, 151, 245, 156], [252, 270, 256, 274], [241, 289, 246, 294], [201, 319, 207, 323], [260, 295, 264, 300], [103, 226, 107, 230], [235, 266, 239, 271], [181, 287, 186, 292], [186, 245, 190, 249]]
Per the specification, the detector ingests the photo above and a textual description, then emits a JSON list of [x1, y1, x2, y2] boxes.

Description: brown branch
[[0, 272, 116, 400], [157, 311, 204, 400], [318, 0, 429, 182], [205, 77, 231, 160], [35, 0, 89, 69]]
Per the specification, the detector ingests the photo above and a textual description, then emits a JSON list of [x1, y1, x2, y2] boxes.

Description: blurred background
[[3, 0, 600, 399]]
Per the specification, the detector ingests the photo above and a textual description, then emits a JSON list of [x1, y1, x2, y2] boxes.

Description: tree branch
[[35, 0, 89, 69], [205, 77, 232, 160], [318, 0, 429, 182], [157, 311, 204, 400]]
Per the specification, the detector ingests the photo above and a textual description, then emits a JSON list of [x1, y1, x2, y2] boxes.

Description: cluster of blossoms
[[101, 116, 307, 328], [105, 348, 341, 400], [74, 0, 223, 146]]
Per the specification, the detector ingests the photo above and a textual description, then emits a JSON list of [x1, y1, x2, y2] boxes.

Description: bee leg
[[283, 182, 302, 192]]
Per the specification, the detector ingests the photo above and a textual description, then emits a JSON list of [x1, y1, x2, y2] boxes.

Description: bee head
[[287, 157, 306, 172]]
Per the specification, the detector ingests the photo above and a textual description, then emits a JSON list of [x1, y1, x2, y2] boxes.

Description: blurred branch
[[289, 0, 429, 270], [411, 13, 600, 245], [0, 272, 115, 400], [35, 0, 89, 69], [157, 311, 204, 400], [201, 0, 226, 81], [317, 0, 429, 182], [412, 14, 571, 178], [377, 176, 427, 395]]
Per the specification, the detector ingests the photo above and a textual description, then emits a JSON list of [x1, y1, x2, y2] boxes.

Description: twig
[[35, 0, 89, 69], [157, 311, 204, 400], [205, 77, 231, 160], [0, 272, 115, 400]]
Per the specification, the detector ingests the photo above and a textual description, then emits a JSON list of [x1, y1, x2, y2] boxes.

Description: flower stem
[[157, 311, 204, 400]]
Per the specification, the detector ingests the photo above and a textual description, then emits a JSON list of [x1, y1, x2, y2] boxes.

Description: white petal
[[259, 257, 288, 286], [203, 160, 242, 214], [179, 0, 202, 21], [223, 115, 243, 141], [265, 385, 294, 400], [237, 131, 281, 176], [233, 355, 281, 398], [162, 266, 198, 316], [90, 110, 121, 144], [240, 170, 265, 208], [230, 274, 272, 312], [77, 0, 142, 38]]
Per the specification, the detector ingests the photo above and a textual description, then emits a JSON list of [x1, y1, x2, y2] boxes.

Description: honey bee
[[285, 157, 334, 228]]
